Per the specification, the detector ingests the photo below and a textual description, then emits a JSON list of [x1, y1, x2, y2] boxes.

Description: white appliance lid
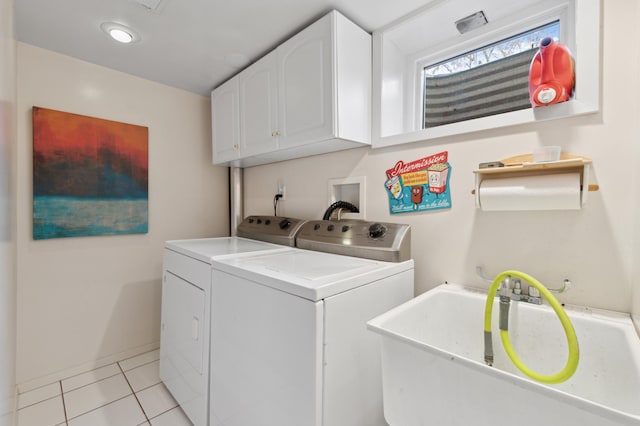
[[212, 248, 414, 301], [165, 237, 287, 263]]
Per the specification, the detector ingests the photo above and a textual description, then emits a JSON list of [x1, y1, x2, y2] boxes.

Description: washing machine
[[160, 216, 306, 426], [209, 219, 414, 426]]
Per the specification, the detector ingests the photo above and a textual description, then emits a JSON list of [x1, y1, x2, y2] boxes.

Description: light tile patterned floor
[[16, 349, 192, 426]]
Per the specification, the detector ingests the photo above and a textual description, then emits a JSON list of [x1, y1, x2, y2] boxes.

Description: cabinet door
[[211, 77, 240, 164], [239, 51, 279, 157], [277, 13, 334, 148]]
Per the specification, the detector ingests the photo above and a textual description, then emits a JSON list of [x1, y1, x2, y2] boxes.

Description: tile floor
[[16, 349, 193, 426]]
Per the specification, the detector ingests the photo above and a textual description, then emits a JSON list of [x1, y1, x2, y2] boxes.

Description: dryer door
[[160, 271, 206, 425]]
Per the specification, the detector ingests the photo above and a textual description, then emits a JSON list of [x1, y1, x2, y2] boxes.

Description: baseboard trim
[[0, 385, 16, 426], [17, 341, 160, 394]]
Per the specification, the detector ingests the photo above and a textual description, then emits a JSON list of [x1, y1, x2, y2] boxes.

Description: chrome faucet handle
[[528, 286, 541, 298], [548, 279, 571, 294], [498, 276, 512, 298], [512, 278, 522, 295]]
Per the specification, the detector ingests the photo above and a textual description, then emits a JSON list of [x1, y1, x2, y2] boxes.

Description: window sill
[[372, 98, 599, 148]]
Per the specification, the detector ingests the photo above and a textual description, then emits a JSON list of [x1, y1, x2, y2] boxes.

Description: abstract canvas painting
[[32, 107, 149, 239]]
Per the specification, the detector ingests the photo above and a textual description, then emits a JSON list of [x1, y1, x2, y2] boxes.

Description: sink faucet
[[496, 275, 543, 305], [483, 270, 580, 383], [511, 278, 542, 305]]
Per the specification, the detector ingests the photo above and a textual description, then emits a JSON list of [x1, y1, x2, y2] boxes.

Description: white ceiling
[[15, 0, 432, 95]]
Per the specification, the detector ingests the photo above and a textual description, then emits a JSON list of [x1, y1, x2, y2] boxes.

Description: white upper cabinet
[[211, 77, 240, 163], [277, 14, 333, 148], [239, 51, 279, 158], [211, 10, 371, 167]]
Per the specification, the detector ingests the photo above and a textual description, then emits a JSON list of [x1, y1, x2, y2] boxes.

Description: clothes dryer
[[160, 216, 305, 426]]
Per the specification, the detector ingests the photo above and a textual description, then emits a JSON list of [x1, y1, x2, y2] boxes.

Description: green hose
[[483, 270, 579, 384]]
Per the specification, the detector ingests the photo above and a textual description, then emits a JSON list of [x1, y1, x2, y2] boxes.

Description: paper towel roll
[[479, 172, 581, 211]]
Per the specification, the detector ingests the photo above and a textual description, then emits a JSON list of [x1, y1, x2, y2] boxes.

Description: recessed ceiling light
[[100, 22, 140, 44], [109, 28, 133, 43]]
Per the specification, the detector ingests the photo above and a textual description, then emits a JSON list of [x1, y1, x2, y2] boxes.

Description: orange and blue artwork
[[32, 107, 149, 239]]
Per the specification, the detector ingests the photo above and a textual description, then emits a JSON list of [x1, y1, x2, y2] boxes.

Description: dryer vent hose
[[322, 201, 359, 220]]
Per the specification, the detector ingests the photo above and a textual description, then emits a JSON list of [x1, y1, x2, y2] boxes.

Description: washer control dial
[[279, 219, 291, 230], [368, 223, 386, 239]]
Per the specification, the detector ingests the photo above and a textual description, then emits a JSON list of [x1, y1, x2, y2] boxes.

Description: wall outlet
[[277, 183, 286, 200]]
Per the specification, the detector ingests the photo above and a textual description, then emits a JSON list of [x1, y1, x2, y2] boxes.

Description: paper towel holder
[[472, 153, 598, 209]]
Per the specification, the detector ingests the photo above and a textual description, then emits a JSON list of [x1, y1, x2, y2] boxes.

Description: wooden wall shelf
[[473, 153, 598, 209]]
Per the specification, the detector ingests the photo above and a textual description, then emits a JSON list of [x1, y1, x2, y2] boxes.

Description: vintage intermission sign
[[384, 151, 452, 214]]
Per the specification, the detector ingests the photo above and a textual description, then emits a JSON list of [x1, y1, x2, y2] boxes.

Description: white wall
[[634, 127, 640, 331], [245, 0, 639, 314], [633, 2, 640, 333], [0, 0, 16, 423], [16, 43, 229, 387]]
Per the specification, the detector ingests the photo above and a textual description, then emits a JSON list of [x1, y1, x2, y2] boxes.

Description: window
[[422, 21, 560, 128], [372, 0, 600, 148]]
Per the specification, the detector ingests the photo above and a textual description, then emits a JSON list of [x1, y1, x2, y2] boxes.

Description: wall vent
[[134, 0, 166, 13], [455, 11, 488, 34]]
